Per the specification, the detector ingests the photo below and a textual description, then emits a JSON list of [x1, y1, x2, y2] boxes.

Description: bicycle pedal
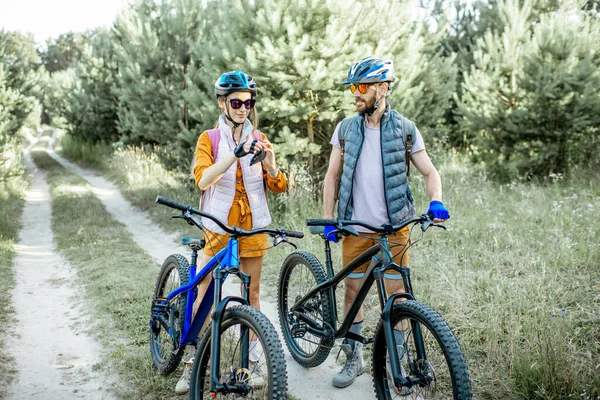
[[151, 297, 169, 313], [290, 323, 308, 338], [149, 317, 161, 334]]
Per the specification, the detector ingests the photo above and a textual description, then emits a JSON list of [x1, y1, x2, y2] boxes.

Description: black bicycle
[[278, 215, 472, 399], [150, 196, 302, 399]]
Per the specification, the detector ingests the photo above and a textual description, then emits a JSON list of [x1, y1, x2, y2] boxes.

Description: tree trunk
[[183, 62, 189, 129], [307, 112, 315, 172]]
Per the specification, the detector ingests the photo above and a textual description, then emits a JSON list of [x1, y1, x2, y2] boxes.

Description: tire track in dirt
[[5, 136, 116, 399], [47, 129, 375, 399]]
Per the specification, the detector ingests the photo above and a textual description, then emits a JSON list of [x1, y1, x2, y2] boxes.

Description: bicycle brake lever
[[170, 214, 185, 221], [274, 235, 297, 249], [421, 220, 447, 232], [433, 223, 447, 230], [341, 226, 359, 237], [421, 220, 434, 232]]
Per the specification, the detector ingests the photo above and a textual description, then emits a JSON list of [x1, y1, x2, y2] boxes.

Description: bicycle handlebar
[[156, 195, 304, 238], [306, 214, 441, 236]]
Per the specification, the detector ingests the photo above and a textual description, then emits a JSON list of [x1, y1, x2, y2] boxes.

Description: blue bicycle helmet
[[342, 57, 395, 85], [215, 70, 257, 97]]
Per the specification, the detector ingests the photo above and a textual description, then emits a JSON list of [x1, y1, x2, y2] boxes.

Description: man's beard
[[355, 95, 376, 114]]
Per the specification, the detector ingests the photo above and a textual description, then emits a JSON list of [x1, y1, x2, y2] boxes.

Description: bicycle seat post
[[323, 240, 335, 278], [188, 241, 203, 277], [190, 246, 199, 268]]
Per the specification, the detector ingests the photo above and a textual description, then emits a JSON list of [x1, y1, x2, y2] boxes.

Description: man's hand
[[323, 225, 340, 243], [427, 200, 449, 222]]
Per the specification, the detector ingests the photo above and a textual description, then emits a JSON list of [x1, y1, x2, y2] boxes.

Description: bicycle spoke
[[191, 306, 287, 399], [373, 301, 471, 400]]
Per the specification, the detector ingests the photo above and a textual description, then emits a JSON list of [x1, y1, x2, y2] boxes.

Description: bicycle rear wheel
[[149, 254, 189, 374], [278, 251, 333, 368], [372, 300, 472, 399], [189, 305, 287, 399]]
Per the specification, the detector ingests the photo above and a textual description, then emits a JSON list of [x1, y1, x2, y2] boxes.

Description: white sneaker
[[249, 361, 265, 388], [175, 363, 191, 395], [249, 340, 263, 363]]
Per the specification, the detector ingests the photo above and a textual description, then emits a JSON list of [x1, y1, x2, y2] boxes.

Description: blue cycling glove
[[427, 200, 450, 220], [323, 225, 339, 243]]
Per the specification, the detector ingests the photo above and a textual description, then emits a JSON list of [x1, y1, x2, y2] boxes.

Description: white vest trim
[[200, 116, 271, 234]]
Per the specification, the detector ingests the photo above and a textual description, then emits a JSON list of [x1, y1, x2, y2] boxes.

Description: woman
[[175, 70, 286, 395]]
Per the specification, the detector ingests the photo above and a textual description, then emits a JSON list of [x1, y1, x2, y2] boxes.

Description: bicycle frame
[[164, 234, 253, 394], [154, 195, 303, 396], [290, 234, 428, 388]]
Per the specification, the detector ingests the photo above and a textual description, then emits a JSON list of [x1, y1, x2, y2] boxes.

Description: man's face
[[353, 84, 377, 113]]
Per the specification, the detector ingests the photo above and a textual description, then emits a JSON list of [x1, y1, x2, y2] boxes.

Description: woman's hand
[[262, 139, 277, 172], [234, 138, 265, 158]]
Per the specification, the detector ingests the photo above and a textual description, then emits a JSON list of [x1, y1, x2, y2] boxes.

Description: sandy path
[[47, 130, 376, 399], [5, 137, 115, 399]]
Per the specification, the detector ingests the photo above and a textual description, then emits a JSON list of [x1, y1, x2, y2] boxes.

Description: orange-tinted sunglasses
[[349, 83, 373, 94]]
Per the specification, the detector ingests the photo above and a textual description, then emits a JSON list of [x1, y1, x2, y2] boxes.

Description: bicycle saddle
[[181, 236, 205, 248]]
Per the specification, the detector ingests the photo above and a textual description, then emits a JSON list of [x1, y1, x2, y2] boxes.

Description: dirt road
[[5, 136, 115, 399]]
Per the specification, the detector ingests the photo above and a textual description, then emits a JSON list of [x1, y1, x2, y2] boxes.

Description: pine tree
[[0, 30, 43, 173], [67, 28, 120, 142], [457, 0, 600, 179], [190, 0, 457, 174], [112, 0, 204, 166], [41, 32, 90, 73]]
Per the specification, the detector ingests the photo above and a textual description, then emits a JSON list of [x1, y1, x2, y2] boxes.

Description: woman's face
[[219, 91, 253, 125]]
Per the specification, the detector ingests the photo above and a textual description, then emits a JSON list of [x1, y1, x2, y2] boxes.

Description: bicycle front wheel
[[278, 251, 333, 368], [372, 300, 472, 400], [149, 254, 189, 374], [189, 305, 287, 399]]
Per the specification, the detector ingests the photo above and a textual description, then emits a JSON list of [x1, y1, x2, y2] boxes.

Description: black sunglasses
[[228, 98, 256, 110]]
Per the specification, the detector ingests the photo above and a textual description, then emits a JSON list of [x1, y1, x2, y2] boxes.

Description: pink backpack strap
[[252, 130, 264, 142], [207, 128, 220, 160]]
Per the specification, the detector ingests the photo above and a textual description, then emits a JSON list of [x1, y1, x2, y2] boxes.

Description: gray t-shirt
[[330, 121, 425, 232]]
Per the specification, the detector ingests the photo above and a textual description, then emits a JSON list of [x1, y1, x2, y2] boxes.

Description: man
[[323, 56, 450, 389]]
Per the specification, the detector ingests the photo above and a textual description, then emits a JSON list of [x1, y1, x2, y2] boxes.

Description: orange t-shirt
[[193, 131, 287, 257]]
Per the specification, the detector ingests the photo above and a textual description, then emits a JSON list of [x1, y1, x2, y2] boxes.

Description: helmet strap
[[364, 83, 384, 116], [224, 102, 243, 138]]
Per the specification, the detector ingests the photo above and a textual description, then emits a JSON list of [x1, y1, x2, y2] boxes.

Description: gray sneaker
[[332, 342, 364, 388]]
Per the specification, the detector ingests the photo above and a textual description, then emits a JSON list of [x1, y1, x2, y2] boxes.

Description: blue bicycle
[[149, 196, 302, 399]]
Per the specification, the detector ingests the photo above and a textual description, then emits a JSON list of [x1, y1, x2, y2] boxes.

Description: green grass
[[30, 145, 190, 400], [58, 133, 600, 399], [0, 154, 27, 399]]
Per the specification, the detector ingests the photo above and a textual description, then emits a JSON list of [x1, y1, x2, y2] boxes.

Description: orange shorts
[[202, 193, 269, 259], [341, 227, 410, 279]]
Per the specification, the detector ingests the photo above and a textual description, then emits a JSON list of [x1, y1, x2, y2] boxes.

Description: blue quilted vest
[[337, 106, 416, 224]]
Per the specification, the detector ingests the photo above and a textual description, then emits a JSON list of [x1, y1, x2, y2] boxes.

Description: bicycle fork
[[377, 265, 428, 390], [209, 266, 252, 395]]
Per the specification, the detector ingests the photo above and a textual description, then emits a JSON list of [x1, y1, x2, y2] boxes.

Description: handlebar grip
[[285, 230, 304, 239], [309, 226, 324, 235], [156, 195, 191, 212], [306, 219, 337, 226]]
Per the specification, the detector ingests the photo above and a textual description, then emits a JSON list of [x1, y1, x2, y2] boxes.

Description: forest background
[[1, 0, 600, 398]]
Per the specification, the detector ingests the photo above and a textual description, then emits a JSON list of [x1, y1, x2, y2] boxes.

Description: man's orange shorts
[[342, 226, 410, 280]]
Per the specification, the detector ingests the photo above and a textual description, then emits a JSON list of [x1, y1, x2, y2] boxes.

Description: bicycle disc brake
[[414, 359, 437, 391]]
